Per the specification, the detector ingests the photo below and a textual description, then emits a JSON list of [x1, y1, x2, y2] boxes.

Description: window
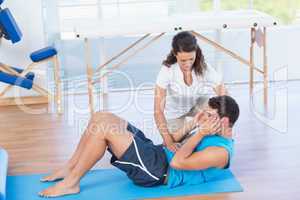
[[54, 0, 176, 38], [220, 0, 250, 10], [57, 0, 175, 21], [58, 6, 99, 20], [252, 0, 300, 24], [199, 0, 214, 11], [58, 0, 99, 19], [219, 0, 300, 24]]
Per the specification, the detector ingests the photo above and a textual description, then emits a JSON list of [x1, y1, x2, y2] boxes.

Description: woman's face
[[175, 51, 196, 72]]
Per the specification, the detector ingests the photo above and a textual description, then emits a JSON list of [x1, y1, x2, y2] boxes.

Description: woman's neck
[[180, 68, 192, 75], [182, 70, 193, 86]]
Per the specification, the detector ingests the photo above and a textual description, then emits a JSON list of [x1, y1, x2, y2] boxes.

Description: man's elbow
[[170, 157, 184, 169], [170, 157, 210, 170]]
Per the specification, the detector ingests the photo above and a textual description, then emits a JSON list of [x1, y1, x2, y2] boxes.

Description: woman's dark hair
[[162, 31, 207, 76], [208, 95, 240, 127]]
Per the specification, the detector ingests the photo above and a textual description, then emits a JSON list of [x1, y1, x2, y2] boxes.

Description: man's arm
[[170, 118, 229, 170]]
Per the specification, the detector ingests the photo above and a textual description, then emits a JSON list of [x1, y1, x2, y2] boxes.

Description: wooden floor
[[1, 81, 300, 200]]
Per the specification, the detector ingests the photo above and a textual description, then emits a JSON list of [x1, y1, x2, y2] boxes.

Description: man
[[39, 95, 239, 197]]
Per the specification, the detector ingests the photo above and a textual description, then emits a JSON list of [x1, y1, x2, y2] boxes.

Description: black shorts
[[108, 122, 168, 187]]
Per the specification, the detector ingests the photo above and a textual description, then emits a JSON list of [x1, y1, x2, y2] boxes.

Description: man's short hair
[[208, 95, 240, 127]]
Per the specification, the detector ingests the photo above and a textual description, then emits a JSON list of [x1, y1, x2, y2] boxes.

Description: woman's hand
[[163, 135, 179, 152], [214, 84, 228, 96]]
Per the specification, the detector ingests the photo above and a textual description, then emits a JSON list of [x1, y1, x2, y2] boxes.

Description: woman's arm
[[214, 83, 228, 96], [154, 86, 178, 152], [169, 113, 200, 143], [205, 63, 228, 96], [154, 88, 204, 145]]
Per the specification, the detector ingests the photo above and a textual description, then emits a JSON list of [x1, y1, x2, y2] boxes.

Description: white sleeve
[[156, 66, 171, 89], [204, 63, 223, 87]]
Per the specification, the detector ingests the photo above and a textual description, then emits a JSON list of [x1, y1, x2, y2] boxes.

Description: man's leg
[[41, 111, 135, 182], [39, 112, 134, 197], [41, 130, 90, 182]]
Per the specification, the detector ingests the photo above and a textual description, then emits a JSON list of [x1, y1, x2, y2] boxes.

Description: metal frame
[[0, 56, 62, 113]]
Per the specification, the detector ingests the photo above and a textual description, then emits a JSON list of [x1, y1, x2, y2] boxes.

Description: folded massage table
[[0, 1, 62, 111]]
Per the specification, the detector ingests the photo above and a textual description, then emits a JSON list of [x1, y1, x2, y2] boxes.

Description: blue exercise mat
[[7, 169, 243, 200], [0, 149, 8, 200]]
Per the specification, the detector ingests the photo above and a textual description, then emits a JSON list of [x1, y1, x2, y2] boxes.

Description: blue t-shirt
[[164, 135, 234, 188]]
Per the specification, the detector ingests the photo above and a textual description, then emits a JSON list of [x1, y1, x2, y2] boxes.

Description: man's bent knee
[[89, 112, 127, 136], [92, 111, 115, 121]]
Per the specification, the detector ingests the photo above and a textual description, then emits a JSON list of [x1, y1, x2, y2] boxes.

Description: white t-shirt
[[156, 63, 222, 119]]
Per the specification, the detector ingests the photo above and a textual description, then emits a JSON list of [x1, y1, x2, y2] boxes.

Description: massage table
[[69, 9, 277, 114]]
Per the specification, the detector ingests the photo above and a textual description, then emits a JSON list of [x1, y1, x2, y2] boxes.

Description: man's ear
[[220, 117, 232, 137], [221, 117, 230, 127]]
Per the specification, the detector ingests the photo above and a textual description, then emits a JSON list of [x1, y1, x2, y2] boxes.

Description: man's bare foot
[[40, 168, 71, 182], [38, 181, 80, 198]]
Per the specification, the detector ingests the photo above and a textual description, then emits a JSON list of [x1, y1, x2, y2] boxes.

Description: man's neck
[[217, 128, 233, 139]]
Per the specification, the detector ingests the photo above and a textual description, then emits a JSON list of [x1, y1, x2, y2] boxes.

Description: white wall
[[0, 0, 46, 97]]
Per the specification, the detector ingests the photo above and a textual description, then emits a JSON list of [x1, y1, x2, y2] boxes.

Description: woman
[[154, 31, 227, 152]]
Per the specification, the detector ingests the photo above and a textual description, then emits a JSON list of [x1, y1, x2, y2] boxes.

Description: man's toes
[[39, 187, 55, 197], [40, 177, 50, 182], [38, 191, 48, 197]]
